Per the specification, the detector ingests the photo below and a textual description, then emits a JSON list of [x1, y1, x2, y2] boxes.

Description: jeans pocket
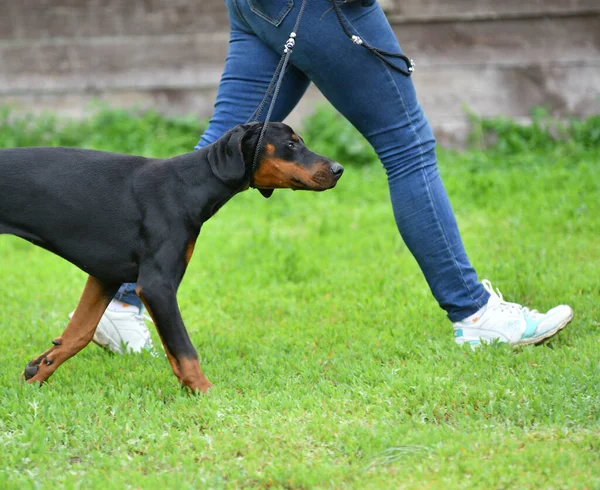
[[248, 0, 294, 26]]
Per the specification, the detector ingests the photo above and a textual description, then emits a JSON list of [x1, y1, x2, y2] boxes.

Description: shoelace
[[482, 279, 540, 318]]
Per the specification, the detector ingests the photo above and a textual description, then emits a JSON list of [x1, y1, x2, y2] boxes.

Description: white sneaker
[[453, 280, 573, 347], [70, 299, 153, 354]]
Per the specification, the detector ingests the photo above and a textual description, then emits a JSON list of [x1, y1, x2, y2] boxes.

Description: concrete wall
[[1, 0, 599, 145]]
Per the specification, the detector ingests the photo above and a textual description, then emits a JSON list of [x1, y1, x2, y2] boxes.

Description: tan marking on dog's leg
[[25, 276, 112, 384], [184, 239, 196, 266], [178, 358, 213, 394]]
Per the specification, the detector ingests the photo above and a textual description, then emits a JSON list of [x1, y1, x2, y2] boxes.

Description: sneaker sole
[[513, 307, 574, 347]]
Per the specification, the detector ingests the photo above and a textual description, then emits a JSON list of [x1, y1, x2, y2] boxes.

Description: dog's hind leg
[[23, 276, 118, 385]]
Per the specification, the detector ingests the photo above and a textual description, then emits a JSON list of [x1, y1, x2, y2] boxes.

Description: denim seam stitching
[[248, 0, 294, 27], [232, 0, 254, 31], [338, 1, 378, 24]]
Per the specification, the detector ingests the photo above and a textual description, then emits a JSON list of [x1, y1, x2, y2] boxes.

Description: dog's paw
[[22, 360, 39, 381]]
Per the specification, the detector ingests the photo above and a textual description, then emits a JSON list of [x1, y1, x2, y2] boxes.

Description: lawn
[[0, 108, 599, 489]]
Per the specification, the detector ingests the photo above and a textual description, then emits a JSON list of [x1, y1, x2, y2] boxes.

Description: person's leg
[[92, 0, 311, 353], [236, 0, 488, 321], [233, 0, 572, 343], [196, 0, 311, 148], [113, 283, 142, 308]]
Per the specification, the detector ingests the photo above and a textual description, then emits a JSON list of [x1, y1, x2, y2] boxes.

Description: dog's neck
[[159, 148, 249, 233]]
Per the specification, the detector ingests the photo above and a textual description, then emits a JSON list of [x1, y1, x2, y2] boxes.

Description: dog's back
[[0, 147, 149, 280]]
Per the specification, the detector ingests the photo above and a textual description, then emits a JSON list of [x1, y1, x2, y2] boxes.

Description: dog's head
[[208, 122, 344, 198], [247, 122, 344, 197]]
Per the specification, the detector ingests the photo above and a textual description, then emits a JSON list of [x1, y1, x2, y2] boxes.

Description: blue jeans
[[117, 0, 489, 321]]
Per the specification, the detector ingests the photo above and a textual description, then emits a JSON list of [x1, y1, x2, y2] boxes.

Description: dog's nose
[[330, 162, 344, 178]]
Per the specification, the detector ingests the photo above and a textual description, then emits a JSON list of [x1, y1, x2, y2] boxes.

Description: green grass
[[0, 107, 599, 489]]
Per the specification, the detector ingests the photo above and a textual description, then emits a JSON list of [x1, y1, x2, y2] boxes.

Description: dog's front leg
[[135, 277, 212, 394], [23, 276, 118, 384]]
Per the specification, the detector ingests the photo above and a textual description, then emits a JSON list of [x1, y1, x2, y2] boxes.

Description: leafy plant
[[0, 105, 205, 158], [468, 106, 600, 154], [1, 102, 598, 167], [300, 104, 378, 166]]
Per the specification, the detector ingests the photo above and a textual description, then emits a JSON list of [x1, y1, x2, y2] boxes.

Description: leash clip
[[351, 35, 363, 45], [408, 58, 416, 73], [284, 32, 297, 53]]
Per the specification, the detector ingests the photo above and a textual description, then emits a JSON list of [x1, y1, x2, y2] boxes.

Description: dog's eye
[[287, 141, 296, 150]]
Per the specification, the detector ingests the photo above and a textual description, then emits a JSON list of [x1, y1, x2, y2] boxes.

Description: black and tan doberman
[[0, 122, 343, 392]]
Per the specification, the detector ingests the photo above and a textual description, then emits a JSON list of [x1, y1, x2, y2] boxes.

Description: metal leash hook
[[350, 34, 415, 73], [284, 32, 296, 54]]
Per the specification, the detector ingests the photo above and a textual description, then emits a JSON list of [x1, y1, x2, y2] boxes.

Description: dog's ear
[[207, 124, 257, 187], [239, 123, 275, 199], [239, 122, 261, 169]]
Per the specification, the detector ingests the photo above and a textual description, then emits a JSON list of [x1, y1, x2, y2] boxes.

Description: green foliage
[[0, 104, 599, 488], [0, 105, 205, 158], [468, 106, 600, 154], [3, 103, 598, 166], [300, 104, 378, 166]]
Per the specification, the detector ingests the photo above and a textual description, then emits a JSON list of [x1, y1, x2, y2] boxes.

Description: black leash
[[248, 0, 415, 185], [248, 0, 309, 180], [330, 0, 415, 77]]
